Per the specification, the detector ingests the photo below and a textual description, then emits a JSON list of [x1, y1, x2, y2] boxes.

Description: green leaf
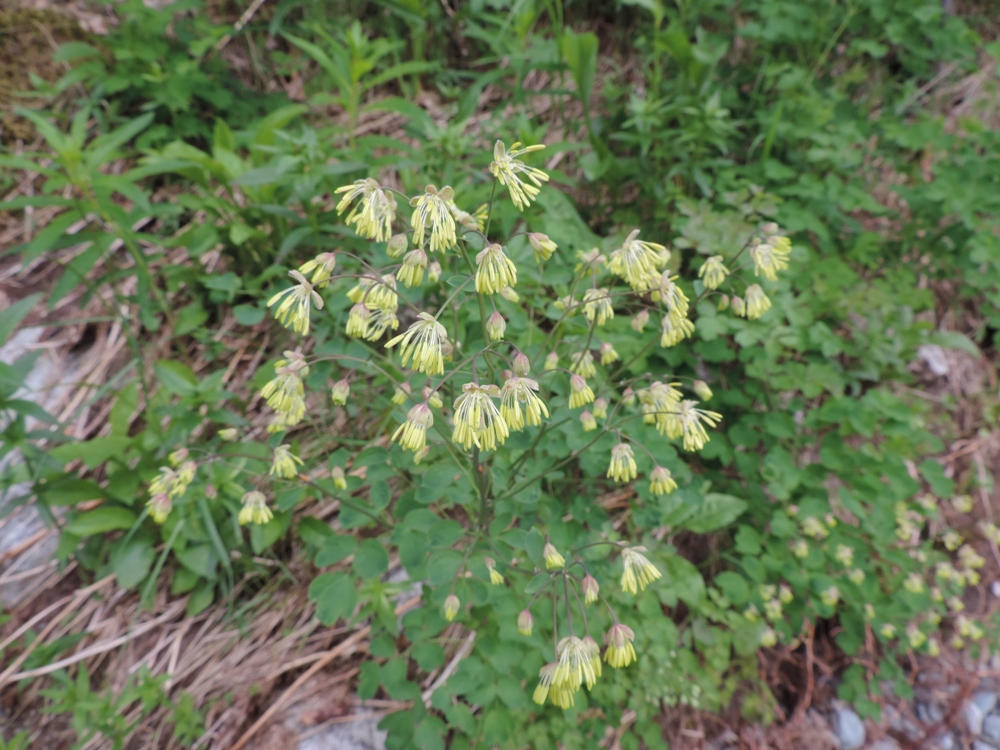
[[64, 506, 137, 536], [110, 538, 155, 590], [49, 436, 132, 469], [187, 580, 215, 617], [524, 573, 551, 595], [680, 493, 747, 533], [233, 304, 265, 326], [560, 31, 598, 113], [0, 294, 41, 345], [715, 571, 749, 605], [929, 330, 980, 357], [308, 572, 357, 625], [154, 360, 198, 396], [352, 539, 388, 578], [299, 516, 334, 547], [426, 549, 462, 585], [176, 544, 219, 580]]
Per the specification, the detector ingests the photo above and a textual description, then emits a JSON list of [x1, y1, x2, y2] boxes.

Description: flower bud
[[332, 466, 347, 490], [622, 386, 636, 405], [443, 594, 460, 622], [731, 295, 746, 317], [422, 387, 443, 408], [386, 233, 408, 258], [580, 410, 597, 432], [169, 448, 189, 466], [486, 311, 506, 341], [692, 380, 713, 401], [760, 627, 777, 647], [582, 575, 599, 604], [543, 542, 565, 569], [762, 222, 779, 236], [592, 397, 608, 419], [512, 351, 531, 376], [517, 609, 534, 636], [717, 294, 730, 311], [631, 309, 649, 332], [427, 260, 442, 283], [392, 383, 411, 405], [331, 378, 350, 405], [528, 233, 557, 262], [544, 352, 559, 371], [499, 286, 519, 303], [218, 428, 238, 442], [205, 484, 217, 500], [599, 342, 619, 365]]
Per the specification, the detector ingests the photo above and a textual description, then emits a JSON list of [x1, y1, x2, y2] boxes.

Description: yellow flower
[[582, 574, 599, 604], [731, 295, 746, 317], [569, 350, 596, 378], [639, 381, 682, 427], [532, 663, 559, 705], [592, 397, 608, 419], [599, 344, 619, 367], [582, 635, 602, 686], [410, 184, 457, 253], [568, 374, 595, 409], [582, 288, 614, 326], [879, 623, 897, 639], [692, 380, 713, 401], [396, 249, 428, 288], [608, 230, 666, 292], [218, 428, 238, 442], [620, 547, 661, 594], [554, 635, 594, 691], [268, 270, 324, 336], [834, 544, 854, 566], [660, 400, 722, 451], [334, 178, 396, 242], [779, 585, 793, 604], [513, 351, 531, 376], [698, 255, 729, 290], [649, 466, 677, 495], [298, 252, 337, 287], [750, 236, 791, 281], [744, 604, 760, 622], [903, 573, 924, 593], [952, 494, 973, 513], [238, 490, 273, 526], [745, 284, 771, 319], [345, 303, 371, 338], [147, 493, 172, 524], [518, 609, 533, 636], [392, 382, 411, 405], [764, 599, 782, 620], [575, 248, 606, 276], [392, 402, 434, 455], [906, 624, 926, 648], [486, 311, 506, 341], [580, 410, 597, 432], [654, 273, 689, 318], [801, 517, 828, 539], [660, 312, 695, 348], [385, 313, 449, 376], [261, 351, 308, 424], [528, 232, 557, 262], [607, 443, 637, 483], [820, 586, 840, 607], [424, 387, 444, 408], [499, 286, 519, 303], [475, 244, 517, 294], [603, 623, 636, 669], [270, 444, 303, 479], [488, 567, 504, 586], [331, 378, 350, 405], [443, 594, 460, 622], [631, 309, 649, 331], [499, 376, 548, 431], [543, 542, 566, 569], [427, 260, 442, 283], [489, 140, 549, 210], [544, 352, 559, 371], [452, 382, 508, 451], [792, 540, 810, 558], [363, 308, 399, 341], [848, 568, 865, 585], [332, 466, 347, 490]]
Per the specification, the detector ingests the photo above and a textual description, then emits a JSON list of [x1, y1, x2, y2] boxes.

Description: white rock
[[985, 714, 1000, 741], [870, 741, 901, 750], [832, 704, 866, 750], [965, 691, 998, 736]]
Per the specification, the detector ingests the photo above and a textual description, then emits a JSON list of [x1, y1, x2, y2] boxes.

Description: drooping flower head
[[692, 380, 713, 401], [385, 312, 449, 376], [518, 609, 534, 636], [592, 397, 608, 419], [543, 542, 566, 569], [599, 342, 619, 365], [452, 382, 508, 451], [396, 249, 428, 288], [392, 402, 434, 456], [568, 374, 595, 409], [582, 574, 600, 604], [750, 235, 791, 281], [660, 399, 722, 451], [486, 311, 506, 341], [331, 378, 350, 405], [607, 443, 637, 483], [238, 490, 273, 526], [261, 351, 308, 425], [334, 178, 396, 242], [490, 140, 549, 210], [298, 252, 337, 288], [554, 635, 595, 692], [148, 493, 172, 524], [654, 273, 689, 319], [649, 466, 677, 496], [569, 350, 596, 378], [443, 594, 460, 622], [608, 230, 667, 292], [744, 284, 771, 319], [660, 312, 695, 348], [410, 185, 458, 253], [580, 410, 597, 431], [581, 288, 614, 326], [485, 557, 504, 585], [268, 270, 324, 335], [698, 255, 729, 290], [475, 244, 517, 295], [620, 546, 662, 594], [603, 623, 636, 669], [499, 376, 548, 431], [270, 444, 303, 479], [528, 232, 557, 262]]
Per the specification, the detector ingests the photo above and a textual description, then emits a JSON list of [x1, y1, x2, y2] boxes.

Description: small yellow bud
[[238, 490, 273, 526], [649, 466, 677, 496], [599, 342, 619, 365], [499, 286, 519, 303], [443, 594, 460, 622], [392, 383, 411, 405], [517, 609, 534, 636], [528, 232, 557, 262], [580, 410, 597, 432], [864, 603, 875, 620], [486, 559, 504, 585], [582, 575, 599, 604], [791, 540, 809, 558], [779, 585, 793, 604], [592, 397, 608, 419], [427, 260, 442, 283], [760, 627, 778, 647], [218, 428, 238, 442], [486, 311, 507, 341], [332, 466, 347, 490], [880, 623, 896, 638], [544, 352, 559, 371], [147, 493, 172, 524], [717, 294, 730, 311], [692, 380, 713, 401], [512, 351, 531, 376], [543, 542, 566, 569], [331, 378, 350, 405], [731, 295, 746, 317], [631, 309, 649, 331], [386, 233, 408, 258], [848, 568, 865, 585], [603, 623, 636, 668], [169, 448, 189, 466], [569, 374, 595, 408]]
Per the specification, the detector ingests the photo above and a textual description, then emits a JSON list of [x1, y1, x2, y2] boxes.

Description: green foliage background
[[2, 0, 1000, 747]]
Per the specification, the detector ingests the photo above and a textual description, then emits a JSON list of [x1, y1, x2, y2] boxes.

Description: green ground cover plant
[[2, 0, 999, 747]]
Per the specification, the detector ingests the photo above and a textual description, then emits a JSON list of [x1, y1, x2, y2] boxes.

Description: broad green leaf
[[315, 534, 358, 566], [110, 538, 155, 589], [65, 506, 137, 536], [680, 493, 747, 533], [154, 360, 198, 396], [309, 572, 357, 625], [560, 31, 598, 113]]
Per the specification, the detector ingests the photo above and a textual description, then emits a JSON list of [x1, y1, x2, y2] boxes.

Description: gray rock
[[870, 741, 901, 750], [918, 344, 950, 375], [916, 701, 944, 725], [297, 716, 386, 750], [985, 714, 1000, 741], [966, 691, 998, 736], [933, 733, 956, 750], [831, 704, 866, 750]]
